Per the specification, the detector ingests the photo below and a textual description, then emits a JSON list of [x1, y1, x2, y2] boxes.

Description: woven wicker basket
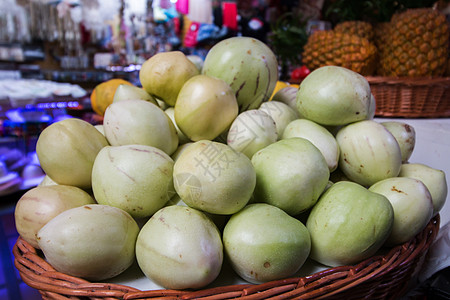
[[13, 215, 440, 300], [367, 76, 450, 118]]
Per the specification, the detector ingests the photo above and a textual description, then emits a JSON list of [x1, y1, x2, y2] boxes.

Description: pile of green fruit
[[14, 37, 447, 290]]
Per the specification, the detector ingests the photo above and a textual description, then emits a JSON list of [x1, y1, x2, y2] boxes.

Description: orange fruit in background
[[90, 79, 133, 116]]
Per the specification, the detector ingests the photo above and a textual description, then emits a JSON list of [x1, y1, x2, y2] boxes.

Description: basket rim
[[366, 76, 450, 86], [13, 215, 440, 300], [290, 76, 450, 86]]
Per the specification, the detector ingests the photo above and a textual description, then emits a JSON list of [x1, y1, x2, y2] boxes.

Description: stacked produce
[[301, 28, 377, 76], [378, 8, 449, 77], [14, 37, 447, 291], [301, 7, 449, 77]]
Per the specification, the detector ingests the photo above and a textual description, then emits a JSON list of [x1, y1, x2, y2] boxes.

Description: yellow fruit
[[302, 30, 377, 76], [379, 8, 449, 77], [334, 21, 374, 42], [90, 79, 133, 116]]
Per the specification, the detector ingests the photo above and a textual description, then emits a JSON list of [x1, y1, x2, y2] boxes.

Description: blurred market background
[[0, 0, 449, 299]]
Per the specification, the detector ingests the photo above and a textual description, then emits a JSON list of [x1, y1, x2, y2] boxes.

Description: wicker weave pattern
[[368, 77, 450, 118], [13, 215, 440, 300]]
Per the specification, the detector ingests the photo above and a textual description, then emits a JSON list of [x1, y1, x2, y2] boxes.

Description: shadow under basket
[[367, 76, 450, 118], [13, 215, 440, 300]]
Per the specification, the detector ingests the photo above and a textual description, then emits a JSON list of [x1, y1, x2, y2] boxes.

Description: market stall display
[[11, 40, 450, 298], [2, 1, 449, 299]]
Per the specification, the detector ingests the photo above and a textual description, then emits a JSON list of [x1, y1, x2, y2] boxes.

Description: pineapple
[[374, 22, 392, 75], [373, 22, 391, 51], [334, 21, 374, 42], [301, 30, 377, 76], [379, 8, 449, 77]]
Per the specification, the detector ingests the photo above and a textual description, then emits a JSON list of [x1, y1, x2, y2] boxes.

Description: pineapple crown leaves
[[268, 12, 309, 67]]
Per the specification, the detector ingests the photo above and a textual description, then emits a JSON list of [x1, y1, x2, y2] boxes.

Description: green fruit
[[187, 54, 204, 71], [174, 74, 238, 141], [38, 175, 58, 187], [165, 107, 191, 145], [113, 84, 157, 105], [271, 86, 301, 118], [258, 101, 298, 139], [306, 181, 394, 267], [369, 177, 433, 246], [166, 193, 230, 231], [173, 140, 255, 215], [136, 206, 223, 289], [227, 109, 277, 158], [368, 93, 376, 119], [37, 204, 139, 281], [399, 163, 447, 216], [14, 185, 95, 249], [94, 124, 105, 136], [223, 203, 311, 284], [103, 99, 179, 155], [282, 119, 340, 172], [92, 145, 175, 219], [202, 37, 278, 112], [251, 138, 329, 216], [139, 51, 199, 106], [381, 121, 416, 163], [336, 120, 402, 186], [171, 142, 193, 162], [296, 66, 372, 126], [36, 118, 109, 189]]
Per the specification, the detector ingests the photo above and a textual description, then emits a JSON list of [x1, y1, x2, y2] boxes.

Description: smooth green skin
[[165, 193, 230, 231], [113, 84, 157, 105], [14, 185, 95, 249], [136, 206, 223, 289], [38, 175, 58, 187], [187, 54, 204, 71], [258, 101, 298, 139], [223, 203, 311, 284], [37, 204, 139, 281], [94, 124, 105, 136], [399, 163, 448, 216], [296, 66, 371, 126], [36, 118, 109, 189], [336, 120, 402, 187], [174, 75, 238, 141], [171, 142, 193, 162], [306, 181, 394, 267], [173, 140, 256, 215], [202, 37, 279, 112], [92, 145, 175, 219], [156, 99, 169, 110], [282, 119, 340, 172], [369, 177, 433, 246], [271, 86, 301, 118], [139, 51, 199, 106], [167, 193, 229, 229], [381, 121, 416, 163], [368, 93, 376, 120], [227, 109, 278, 159], [251, 138, 330, 216], [165, 107, 191, 145], [103, 99, 179, 155]]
